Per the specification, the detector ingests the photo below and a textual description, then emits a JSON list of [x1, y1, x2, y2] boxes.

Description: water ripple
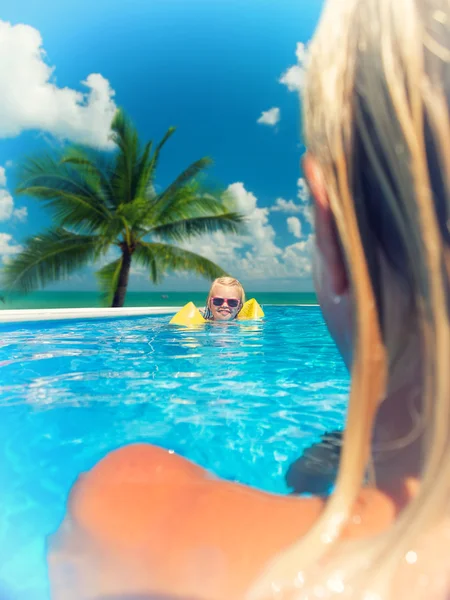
[[0, 306, 349, 600]]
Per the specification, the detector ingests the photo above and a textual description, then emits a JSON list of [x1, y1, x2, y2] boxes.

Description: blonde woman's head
[[304, 0, 450, 377], [205, 277, 245, 321], [303, 0, 450, 485], [250, 0, 450, 598]]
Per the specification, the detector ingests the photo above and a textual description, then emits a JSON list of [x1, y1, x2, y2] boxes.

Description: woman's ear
[[303, 154, 348, 296]]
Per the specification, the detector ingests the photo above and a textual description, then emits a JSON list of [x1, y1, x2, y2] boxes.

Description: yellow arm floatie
[[169, 302, 206, 326], [237, 298, 265, 320], [170, 299, 264, 327]]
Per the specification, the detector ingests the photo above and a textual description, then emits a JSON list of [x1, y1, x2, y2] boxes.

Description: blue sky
[[0, 0, 323, 292]]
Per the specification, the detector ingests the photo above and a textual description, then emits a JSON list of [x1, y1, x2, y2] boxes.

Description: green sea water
[[0, 291, 317, 310]]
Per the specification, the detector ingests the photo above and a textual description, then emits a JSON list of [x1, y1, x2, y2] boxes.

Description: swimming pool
[[0, 306, 349, 600]]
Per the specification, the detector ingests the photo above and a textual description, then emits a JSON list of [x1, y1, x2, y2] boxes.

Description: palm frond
[[96, 216, 131, 247], [117, 197, 152, 230], [135, 242, 228, 283], [162, 186, 216, 217], [109, 109, 140, 206], [133, 243, 160, 283], [142, 158, 213, 227], [143, 126, 176, 187], [95, 257, 123, 306], [132, 141, 154, 201], [158, 157, 213, 204], [112, 125, 177, 218], [149, 212, 246, 242], [109, 109, 139, 156], [16, 154, 111, 233], [61, 147, 115, 208], [1, 228, 100, 292], [154, 126, 176, 157], [147, 187, 238, 225]]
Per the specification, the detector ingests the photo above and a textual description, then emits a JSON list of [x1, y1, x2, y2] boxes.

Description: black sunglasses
[[211, 297, 240, 308]]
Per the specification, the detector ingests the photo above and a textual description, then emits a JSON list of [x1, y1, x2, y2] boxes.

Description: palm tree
[[2, 109, 245, 307]]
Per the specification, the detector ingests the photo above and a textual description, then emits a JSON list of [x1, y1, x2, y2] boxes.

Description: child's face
[[209, 283, 242, 321]]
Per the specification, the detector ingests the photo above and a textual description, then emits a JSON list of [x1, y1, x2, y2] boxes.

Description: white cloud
[[297, 177, 310, 203], [0, 189, 13, 221], [270, 197, 303, 214], [13, 207, 28, 222], [0, 232, 22, 263], [269, 179, 313, 230], [287, 216, 302, 239], [226, 182, 258, 215], [0, 20, 116, 148], [224, 183, 281, 258], [280, 65, 305, 93], [257, 107, 280, 126], [280, 42, 309, 93], [297, 177, 313, 225], [282, 236, 314, 275], [177, 182, 313, 281], [0, 164, 28, 223], [295, 42, 309, 64]]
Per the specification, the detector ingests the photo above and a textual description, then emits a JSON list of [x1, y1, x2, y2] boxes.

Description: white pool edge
[[0, 303, 320, 324], [0, 306, 182, 323]]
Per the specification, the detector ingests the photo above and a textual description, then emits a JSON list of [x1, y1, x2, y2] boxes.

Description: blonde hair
[[205, 277, 246, 318], [251, 0, 450, 598]]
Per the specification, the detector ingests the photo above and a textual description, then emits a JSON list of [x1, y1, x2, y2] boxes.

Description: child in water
[[202, 276, 245, 321]]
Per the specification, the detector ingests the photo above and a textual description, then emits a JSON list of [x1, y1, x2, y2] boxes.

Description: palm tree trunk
[[111, 248, 132, 308]]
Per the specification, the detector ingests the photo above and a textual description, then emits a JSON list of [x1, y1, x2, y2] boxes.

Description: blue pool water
[[0, 306, 349, 600]]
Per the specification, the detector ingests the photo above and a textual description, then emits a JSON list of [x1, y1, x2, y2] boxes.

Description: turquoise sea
[[0, 291, 317, 310]]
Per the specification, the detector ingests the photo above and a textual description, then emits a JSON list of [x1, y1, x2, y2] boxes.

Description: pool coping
[[0, 306, 182, 323], [0, 304, 320, 324]]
